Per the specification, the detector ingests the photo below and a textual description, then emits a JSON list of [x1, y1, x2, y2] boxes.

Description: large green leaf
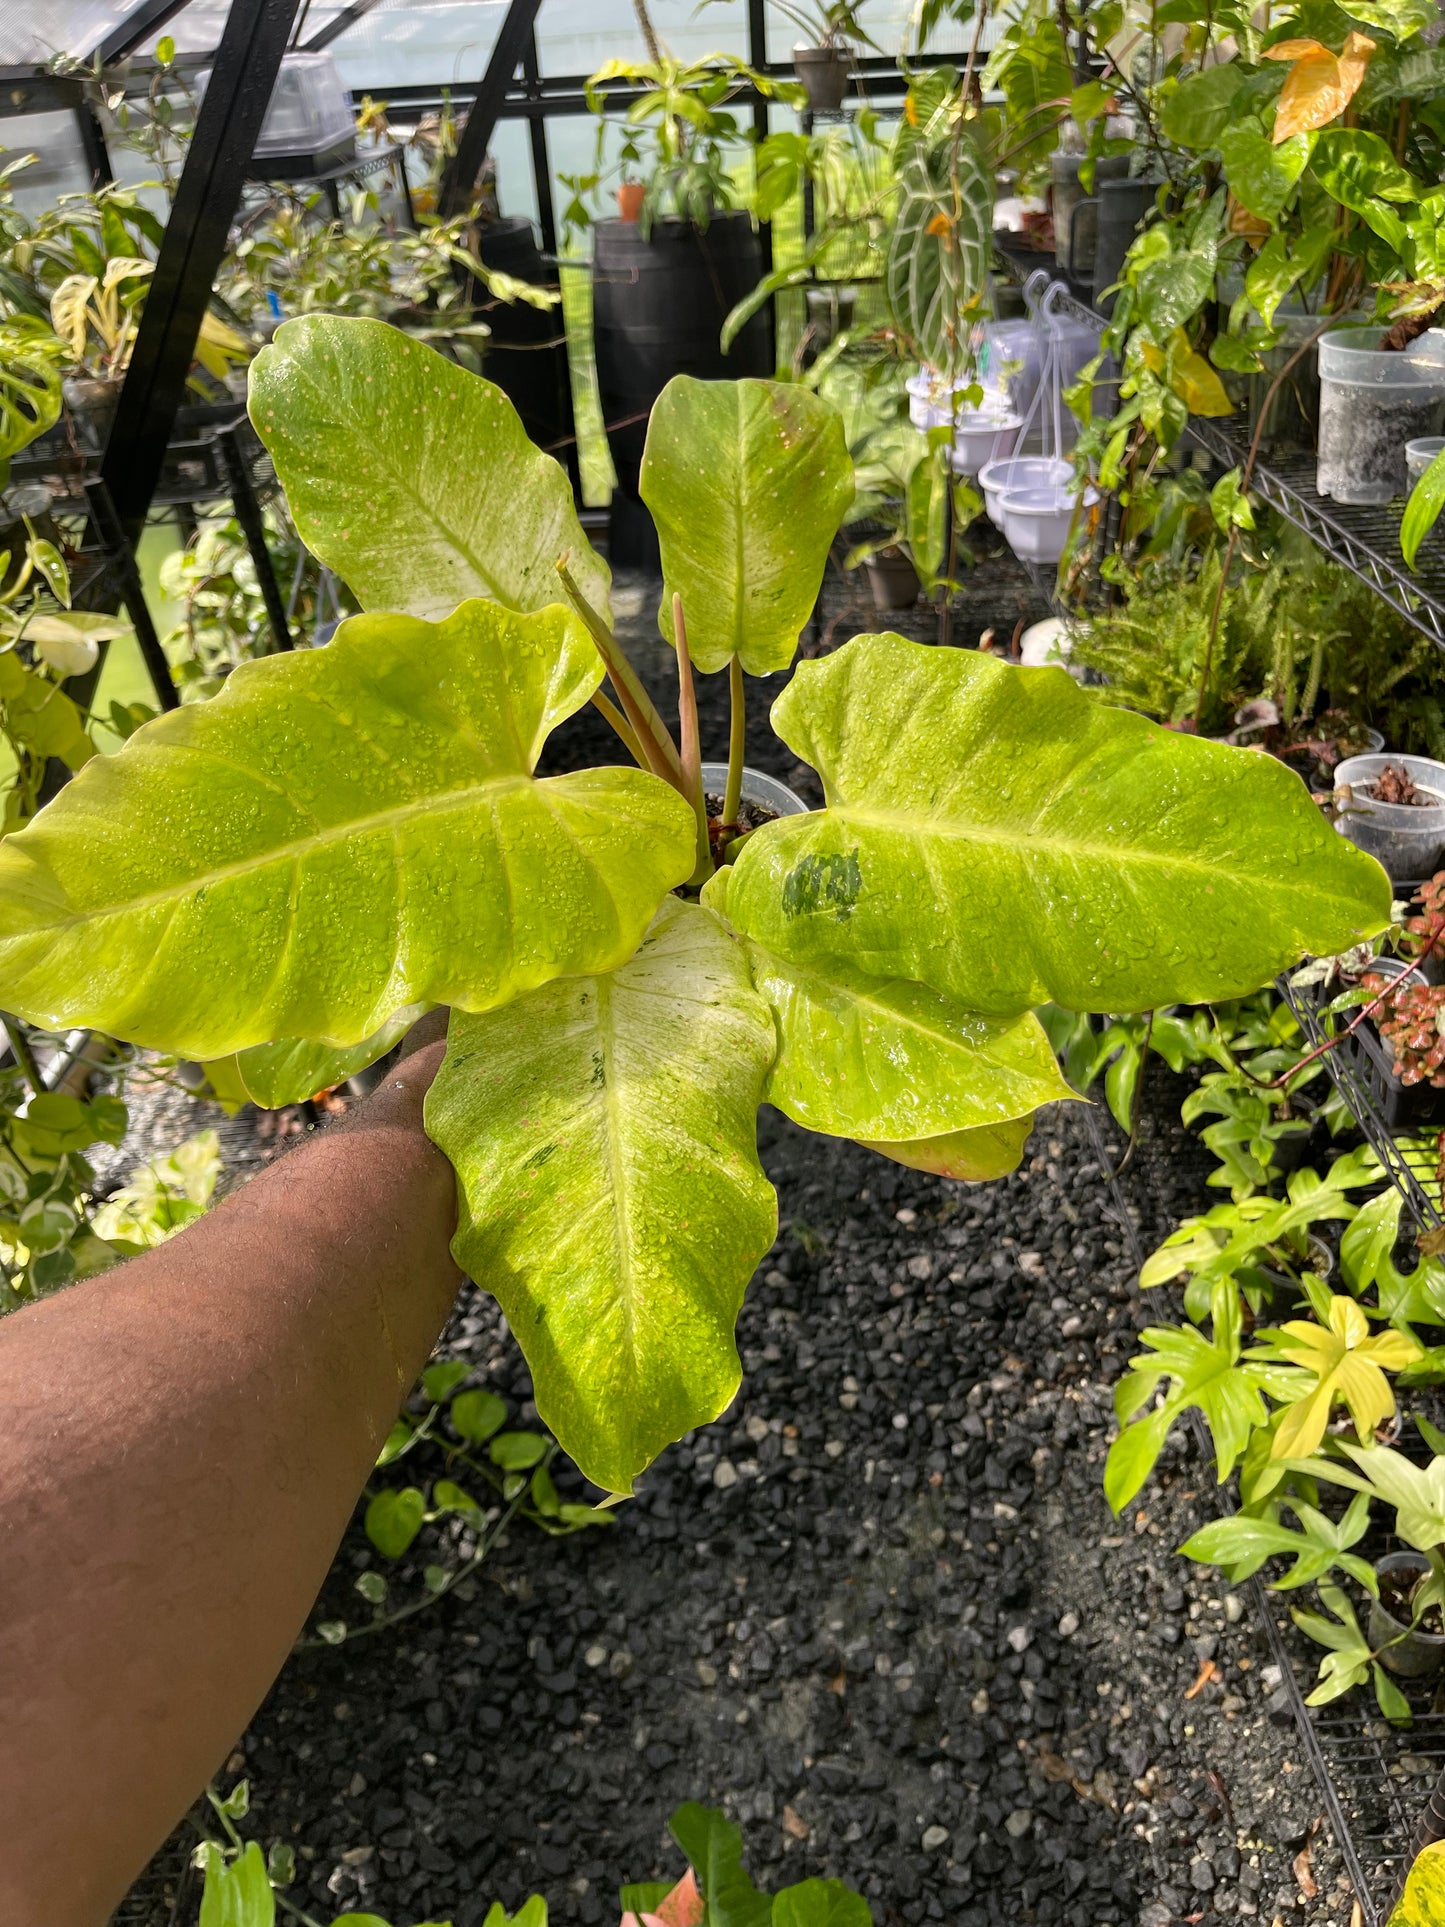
[[0, 601, 694, 1059], [1160, 64, 1244, 148], [638, 377, 853, 676], [425, 898, 777, 1494], [704, 867, 1071, 1136], [1219, 124, 1312, 222], [249, 315, 610, 622], [724, 634, 1390, 1015], [860, 1116, 1036, 1181], [214, 1004, 428, 1109], [885, 137, 992, 380]]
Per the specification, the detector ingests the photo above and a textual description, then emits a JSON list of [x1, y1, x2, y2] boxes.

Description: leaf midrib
[[819, 801, 1345, 893], [20, 771, 536, 934]]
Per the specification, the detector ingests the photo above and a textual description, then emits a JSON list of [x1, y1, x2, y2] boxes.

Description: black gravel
[[113, 570, 1353, 1927]]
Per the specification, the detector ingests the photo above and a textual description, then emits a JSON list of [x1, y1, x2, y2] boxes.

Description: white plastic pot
[[906, 369, 954, 432], [1334, 751, 1445, 883], [997, 484, 1095, 564], [951, 411, 1022, 477], [978, 455, 1073, 528]]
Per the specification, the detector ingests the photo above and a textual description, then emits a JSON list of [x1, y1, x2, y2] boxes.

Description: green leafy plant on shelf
[[195, 1794, 870, 1927], [0, 315, 1391, 1497]]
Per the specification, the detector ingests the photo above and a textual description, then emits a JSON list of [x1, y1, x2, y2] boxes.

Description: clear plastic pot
[[1334, 752, 1445, 883], [699, 763, 809, 820], [978, 455, 1073, 528], [1317, 327, 1445, 505], [1408, 436, 1445, 486]]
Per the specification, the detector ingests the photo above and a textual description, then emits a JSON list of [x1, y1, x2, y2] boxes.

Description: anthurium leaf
[[639, 376, 853, 676], [724, 634, 1389, 1017], [0, 601, 694, 1059], [218, 1004, 428, 1109], [425, 898, 777, 1494], [1388, 1839, 1445, 1926], [859, 1115, 1036, 1180], [249, 315, 611, 622]]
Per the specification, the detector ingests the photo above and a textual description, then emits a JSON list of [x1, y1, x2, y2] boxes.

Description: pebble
[[921, 1826, 949, 1852], [1058, 1612, 1080, 1637], [1004, 1810, 1033, 1839], [712, 1460, 738, 1490]]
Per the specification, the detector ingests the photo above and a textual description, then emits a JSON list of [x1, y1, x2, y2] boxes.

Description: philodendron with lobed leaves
[[0, 318, 1391, 1493]]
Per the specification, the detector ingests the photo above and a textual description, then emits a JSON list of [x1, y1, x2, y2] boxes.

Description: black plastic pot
[[62, 374, 121, 455], [793, 44, 852, 112], [473, 217, 577, 493], [1369, 1552, 1445, 1677], [1335, 957, 1445, 1129], [592, 213, 772, 565], [865, 547, 919, 611], [1092, 179, 1160, 317]]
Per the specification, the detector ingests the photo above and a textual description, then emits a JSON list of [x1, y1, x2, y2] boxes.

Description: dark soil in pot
[[1369, 1553, 1445, 1678]]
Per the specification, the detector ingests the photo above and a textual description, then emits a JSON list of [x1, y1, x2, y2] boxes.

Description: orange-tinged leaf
[[1265, 31, 1375, 142], [650, 1872, 704, 1927], [1228, 195, 1272, 241]]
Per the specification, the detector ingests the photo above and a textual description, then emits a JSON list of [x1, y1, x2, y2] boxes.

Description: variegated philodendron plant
[[0, 318, 1390, 1492]]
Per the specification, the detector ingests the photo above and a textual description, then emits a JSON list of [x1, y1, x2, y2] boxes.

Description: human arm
[[0, 1030, 462, 1927]]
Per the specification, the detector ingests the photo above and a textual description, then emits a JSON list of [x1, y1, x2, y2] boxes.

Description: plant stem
[[673, 594, 714, 885], [724, 654, 745, 826], [631, 0, 664, 64], [590, 689, 648, 767], [555, 561, 686, 790], [2, 1016, 44, 1096]]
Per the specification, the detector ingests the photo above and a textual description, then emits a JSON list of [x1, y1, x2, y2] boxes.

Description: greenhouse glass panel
[[0, 1, 139, 64], [0, 113, 91, 220]]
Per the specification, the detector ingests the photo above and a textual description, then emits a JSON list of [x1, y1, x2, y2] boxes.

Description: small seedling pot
[[793, 43, 852, 112], [951, 410, 1022, 478], [863, 546, 920, 611], [1267, 1117, 1317, 1174], [997, 482, 1097, 565], [1335, 954, 1445, 1129], [978, 455, 1073, 529], [1407, 436, 1445, 487], [699, 762, 809, 824], [1334, 752, 1445, 885], [1369, 1552, 1445, 1677], [616, 181, 646, 222]]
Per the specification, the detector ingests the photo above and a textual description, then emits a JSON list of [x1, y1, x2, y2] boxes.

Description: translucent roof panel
[[0, 0, 145, 64]]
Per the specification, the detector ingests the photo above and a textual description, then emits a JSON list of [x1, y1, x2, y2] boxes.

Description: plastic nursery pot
[[0, 483, 58, 592], [698, 762, 809, 827], [863, 546, 920, 611], [1369, 1553, 1445, 1678], [792, 43, 852, 112], [1337, 954, 1445, 1129], [1317, 327, 1445, 506], [978, 455, 1073, 529], [997, 482, 1098, 566], [950, 409, 1022, 478], [1408, 436, 1445, 488], [805, 284, 856, 348], [616, 181, 646, 223], [61, 374, 121, 455], [1334, 752, 1445, 885]]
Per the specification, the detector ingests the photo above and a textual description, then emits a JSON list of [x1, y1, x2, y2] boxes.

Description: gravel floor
[[114, 1075, 1354, 1927], [109, 565, 1365, 1927]]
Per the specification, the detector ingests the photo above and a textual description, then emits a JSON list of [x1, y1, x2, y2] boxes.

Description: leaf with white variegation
[[425, 898, 778, 1494], [249, 315, 610, 621], [639, 377, 853, 675], [724, 634, 1390, 1016], [0, 601, 694, 1059], [885, 139, 992, 381]]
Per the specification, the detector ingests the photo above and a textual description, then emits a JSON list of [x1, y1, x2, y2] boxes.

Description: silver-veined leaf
[[885, 138, 992, 381], [0, 601, 694, 1058], [639, 376, 853, 676], [425, 898, 777, 1494], [724, 633, 1390, 1015], [249, 315, 611, 622]]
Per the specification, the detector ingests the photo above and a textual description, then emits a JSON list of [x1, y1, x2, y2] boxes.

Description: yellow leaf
[[1267, 1294, 1419, 1458], [1142, 329, 1235, 416], [1388, 1839, 1445, 1927], [1264, 31, 1375, 143]]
